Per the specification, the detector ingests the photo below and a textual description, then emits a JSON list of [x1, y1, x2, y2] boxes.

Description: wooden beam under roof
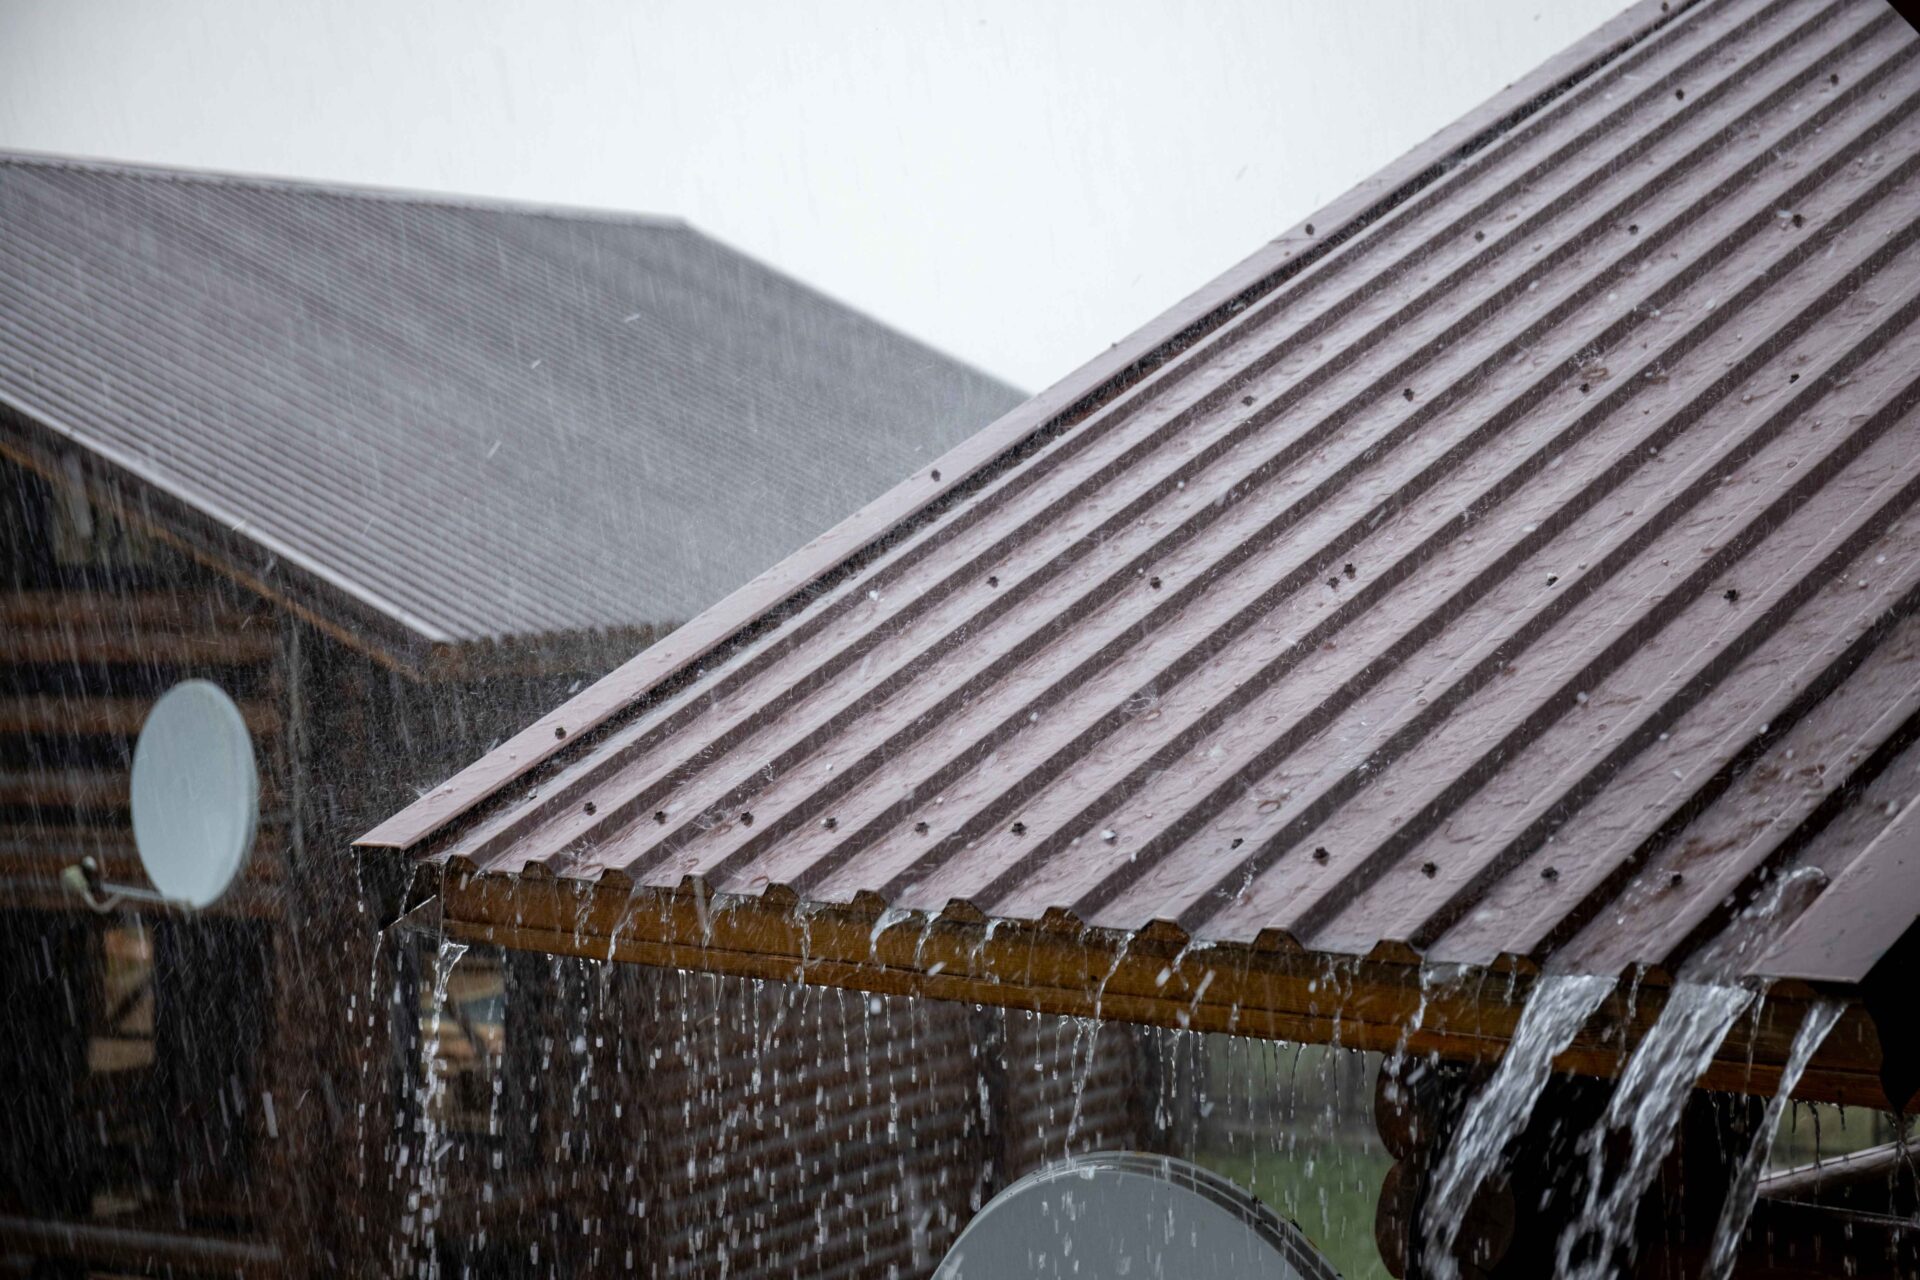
[[414, 862, 1909, 1112]]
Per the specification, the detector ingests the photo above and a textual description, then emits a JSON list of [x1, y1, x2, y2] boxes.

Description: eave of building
[[390, 860, 1906, 1111], [1, 400, 666, 681]]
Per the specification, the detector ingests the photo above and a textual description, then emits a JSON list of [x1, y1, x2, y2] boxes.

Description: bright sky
[[0, 0, 1625, 390]]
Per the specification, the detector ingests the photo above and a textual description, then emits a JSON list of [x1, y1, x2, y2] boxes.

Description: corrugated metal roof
[[0, 154, 1022, 647], [362, 0, 1920, 1100]]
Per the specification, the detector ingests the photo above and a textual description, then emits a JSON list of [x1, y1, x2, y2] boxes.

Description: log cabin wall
[[3, 452, 1163, 1278], [0, 454, 626, 1274], [415, 956, 1156, 1280], [1, 455, 292, 1267], [289, 618, 623, 1273]]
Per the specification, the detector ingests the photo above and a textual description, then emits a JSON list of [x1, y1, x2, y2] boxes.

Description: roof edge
[[357, 0, 1701, 854], [3, 400, 694, 682], [400, 862, 1897, 1108], [0, 146, 688, 231], [0, 398, 444, 675], [1760, 801, 1919, 986]]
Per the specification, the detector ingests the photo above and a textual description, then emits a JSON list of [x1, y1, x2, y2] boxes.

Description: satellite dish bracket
[[60, 855, 174, 914]]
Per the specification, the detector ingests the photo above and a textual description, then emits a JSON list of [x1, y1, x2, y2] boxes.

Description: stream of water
[[1412, 864, 1836, 1278], [1417, 973, 1616, 1280], [413, 935, 470, 1279], [1554, 981, 1756, 1279], [1703, 998, 1844, 1280]]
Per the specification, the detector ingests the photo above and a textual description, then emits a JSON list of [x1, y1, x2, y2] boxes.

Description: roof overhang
[[363, 850, 1912, 1111], [0, 401, 663, 681]]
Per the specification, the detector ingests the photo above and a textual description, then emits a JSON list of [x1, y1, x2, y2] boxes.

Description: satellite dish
[[937, 1152, 1342, 1279], [128, 679, 259, 908]]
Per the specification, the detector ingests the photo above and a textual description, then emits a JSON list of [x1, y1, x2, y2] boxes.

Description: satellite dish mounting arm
[[60, 855, 173, 913]]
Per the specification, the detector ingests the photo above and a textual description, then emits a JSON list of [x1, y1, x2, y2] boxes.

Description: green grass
[[1193, 1144, 1393, 1280], [1770, 1102, 1913, 1169]]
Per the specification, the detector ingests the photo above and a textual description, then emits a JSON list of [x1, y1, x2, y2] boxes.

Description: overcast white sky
[[0, 1, 1624, 390]]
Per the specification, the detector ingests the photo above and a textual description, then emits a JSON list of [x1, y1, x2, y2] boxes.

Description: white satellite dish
[[125, 679, 259, 908], [937, 1152, 1342, 1279]]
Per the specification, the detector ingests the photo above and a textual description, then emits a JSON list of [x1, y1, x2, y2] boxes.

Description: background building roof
[[0, 153, 1022, 648]]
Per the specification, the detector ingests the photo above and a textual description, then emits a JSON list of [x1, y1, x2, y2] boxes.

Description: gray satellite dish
[[128, 679, 259, 908], [937, 1152, 1342, 1279]]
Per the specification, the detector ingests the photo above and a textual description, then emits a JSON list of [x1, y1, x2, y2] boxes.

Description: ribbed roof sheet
[[0, 155, 1021, 645], [366, 0, 1920, 991]]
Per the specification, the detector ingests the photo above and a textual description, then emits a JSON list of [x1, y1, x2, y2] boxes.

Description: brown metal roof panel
[[990, 258, 1920, 935], [1760, 768, 1920, 984], [363, 0, 1920, 997], [564, 0, 1904, 909], [1432, 576, 1920, 972], [358, 0, 1717, 849], [1326, 403, 1920, 962], [752, 12, 1920, 932]]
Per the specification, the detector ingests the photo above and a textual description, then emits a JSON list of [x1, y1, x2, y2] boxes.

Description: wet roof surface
[[0, 155, 1021, 644], [367, 0, 1920, 988]]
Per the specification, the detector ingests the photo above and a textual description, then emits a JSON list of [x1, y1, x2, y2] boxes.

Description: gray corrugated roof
[[0, 153, 1022, 645], [367, 0, 1920, 996]]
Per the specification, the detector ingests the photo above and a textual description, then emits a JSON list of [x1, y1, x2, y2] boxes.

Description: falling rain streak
[[385, 952, 1395, 1276], [6, 0, 1919, 1274]]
